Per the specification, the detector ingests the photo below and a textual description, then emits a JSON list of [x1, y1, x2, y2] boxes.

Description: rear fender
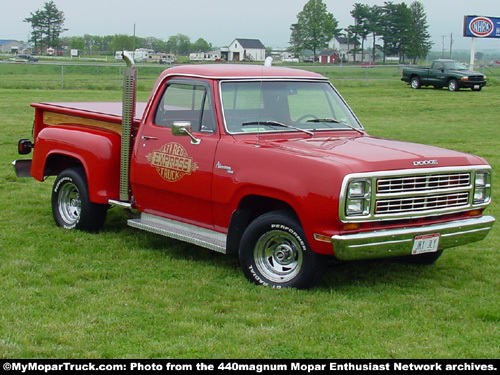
[[32, 126, 121, 204]]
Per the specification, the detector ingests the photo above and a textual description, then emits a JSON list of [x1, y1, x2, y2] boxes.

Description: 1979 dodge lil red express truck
[[14, 54, 495, 289]]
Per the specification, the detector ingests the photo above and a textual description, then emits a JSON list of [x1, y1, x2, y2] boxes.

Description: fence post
[[61, 64, 64, 89]]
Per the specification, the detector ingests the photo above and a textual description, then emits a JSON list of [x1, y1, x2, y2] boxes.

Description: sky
[[3, 0, 500, 52]]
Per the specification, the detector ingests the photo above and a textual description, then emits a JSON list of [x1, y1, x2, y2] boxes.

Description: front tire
[[448, 79, 459, 92], [239, 211, 326, 289], [52, 168, 107, 232]]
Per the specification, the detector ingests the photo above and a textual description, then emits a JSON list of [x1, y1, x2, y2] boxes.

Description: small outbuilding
[[228, 38, 266, 62], [318, 50, 339, 64]]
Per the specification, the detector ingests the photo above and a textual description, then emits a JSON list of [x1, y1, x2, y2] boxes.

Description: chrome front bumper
[[331, 216, 495, 261]]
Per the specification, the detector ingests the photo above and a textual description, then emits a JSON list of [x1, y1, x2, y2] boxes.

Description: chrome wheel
[[52, 168, 108, 232], [239, 211, 326, 289], [58, 182, 81, 226], [253, 230, 304, 283], [448, 79, 459, 91], [410, 76, 421, 89]]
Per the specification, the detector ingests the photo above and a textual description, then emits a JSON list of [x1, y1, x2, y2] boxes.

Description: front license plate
[[412, 233, 440, 255], [474, 85, 480, 90]]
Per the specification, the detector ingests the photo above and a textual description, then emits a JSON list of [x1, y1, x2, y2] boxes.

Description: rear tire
[[410, 76, 421, 89], [52, 168, 107, 232], [239, 211, 326, 289]]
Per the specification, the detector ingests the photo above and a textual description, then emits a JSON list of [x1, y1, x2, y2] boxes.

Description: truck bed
[[32, 101, 147, 130]]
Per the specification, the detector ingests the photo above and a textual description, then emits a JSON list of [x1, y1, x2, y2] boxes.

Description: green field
[[0, 62, 499, 358]]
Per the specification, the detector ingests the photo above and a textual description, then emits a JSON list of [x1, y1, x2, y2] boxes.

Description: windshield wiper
[[242, 121, 314, 136], [307, 118, 365, 135]]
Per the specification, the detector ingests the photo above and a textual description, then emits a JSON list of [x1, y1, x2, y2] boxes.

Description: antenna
[[256, 58, 274, 147]]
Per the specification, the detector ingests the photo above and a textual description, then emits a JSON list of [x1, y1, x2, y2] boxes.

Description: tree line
[[24, 0, 432, 63], [64, 34, 214, 56], [23, 1, 214, 56], [291, 0, 432, 63]]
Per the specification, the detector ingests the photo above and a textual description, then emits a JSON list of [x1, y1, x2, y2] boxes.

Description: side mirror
[[172, 121, 201, 145]]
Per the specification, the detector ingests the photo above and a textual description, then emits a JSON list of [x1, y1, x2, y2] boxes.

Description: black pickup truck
[[401, 59, 487, 91]]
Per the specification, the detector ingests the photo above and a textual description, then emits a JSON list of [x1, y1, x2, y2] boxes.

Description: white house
[[328, 36, 371, 63], [228, 38, 266, 62]]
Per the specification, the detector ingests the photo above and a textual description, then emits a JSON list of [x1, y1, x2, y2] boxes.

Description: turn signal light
[[343, 223, 362, 231]]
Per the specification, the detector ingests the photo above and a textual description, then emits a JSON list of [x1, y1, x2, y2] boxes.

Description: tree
[[370, 1, 431, 63], [110, 34, 135, 52], [24, 1, 67, 54], [290, 0, 341, 58], [379, 1, 412, 63], [349, 3, 371, 62], [165, 34, 191, 55], [192, 38, 213, 53], [407, 1, 432, 63], [366, 5, 383, 62]]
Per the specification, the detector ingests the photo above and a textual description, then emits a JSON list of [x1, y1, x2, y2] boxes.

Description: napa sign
[[463, 16, 500, 38]]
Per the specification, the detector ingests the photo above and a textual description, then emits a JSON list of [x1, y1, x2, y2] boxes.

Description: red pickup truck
[[14, 55, 495, 289]]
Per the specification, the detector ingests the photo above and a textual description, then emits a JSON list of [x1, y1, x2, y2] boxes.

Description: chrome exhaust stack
[[120, 51, 136, 201]]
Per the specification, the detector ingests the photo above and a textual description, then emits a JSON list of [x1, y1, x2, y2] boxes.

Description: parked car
[[9, 54, 38, 63]]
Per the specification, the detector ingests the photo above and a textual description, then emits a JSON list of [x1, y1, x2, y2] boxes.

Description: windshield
[[220, 81, 362, 134], [443, 61, 468, 70]]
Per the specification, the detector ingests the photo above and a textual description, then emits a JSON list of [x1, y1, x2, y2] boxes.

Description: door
[[428, 62, 445, 86], [131, 79, 219, 227]]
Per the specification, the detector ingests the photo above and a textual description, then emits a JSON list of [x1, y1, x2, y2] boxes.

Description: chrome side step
[[128, 213, 227, 254]]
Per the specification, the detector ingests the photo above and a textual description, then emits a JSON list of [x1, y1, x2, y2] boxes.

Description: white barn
[[228, 38, 266, 62]]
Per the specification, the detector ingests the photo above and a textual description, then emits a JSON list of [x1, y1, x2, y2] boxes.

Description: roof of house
[[319, 50, 338, 56], [0, 39, 16, 45], [334, 36, 360, 46], [234, 38, 266, 49]]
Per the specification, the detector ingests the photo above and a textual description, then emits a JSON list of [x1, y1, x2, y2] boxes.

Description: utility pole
[[449, 33, 453, 59]]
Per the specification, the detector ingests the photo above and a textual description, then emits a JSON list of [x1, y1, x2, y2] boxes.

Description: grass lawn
[[0, 63, 499, 359]]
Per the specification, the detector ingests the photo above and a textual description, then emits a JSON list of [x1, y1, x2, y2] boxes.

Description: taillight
[[18, 139, 33, 155]]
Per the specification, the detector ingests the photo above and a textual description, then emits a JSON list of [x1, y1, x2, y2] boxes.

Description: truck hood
[[450, 69, 484, 77], [261, 134, 486, 173]]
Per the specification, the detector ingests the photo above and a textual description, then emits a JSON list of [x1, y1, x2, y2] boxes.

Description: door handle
[[141, 135, 158, 141]]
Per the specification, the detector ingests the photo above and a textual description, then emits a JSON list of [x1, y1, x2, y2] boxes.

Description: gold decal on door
[[146, 142, 198, 182]]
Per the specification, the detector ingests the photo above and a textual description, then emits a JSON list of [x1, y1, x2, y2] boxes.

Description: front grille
[[376, 192, 470, 215], [341, 167, 491, 222], [469, 76, 484, 82], [377, 173, 471, 193], [375, 172, 472, 216]]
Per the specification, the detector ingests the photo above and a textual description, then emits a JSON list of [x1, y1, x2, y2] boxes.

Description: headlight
[[473, 170, 491, 205], [346, 179, 371, 216]]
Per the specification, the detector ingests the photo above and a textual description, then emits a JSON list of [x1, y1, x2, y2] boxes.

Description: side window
[[154, 82, 215, 133]]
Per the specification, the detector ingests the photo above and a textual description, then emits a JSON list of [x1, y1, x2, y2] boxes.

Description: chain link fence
[[1, 61, 498, 91]]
